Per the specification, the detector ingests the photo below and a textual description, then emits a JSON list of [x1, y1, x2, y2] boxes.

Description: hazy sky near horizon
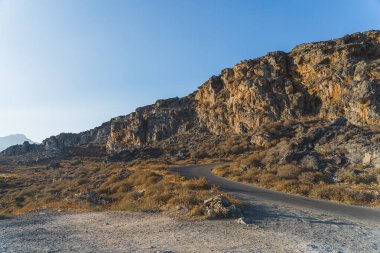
[[0, 0, 379, 142]]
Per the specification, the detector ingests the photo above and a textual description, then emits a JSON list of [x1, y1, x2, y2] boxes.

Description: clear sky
[[0, 0, 379, 142]]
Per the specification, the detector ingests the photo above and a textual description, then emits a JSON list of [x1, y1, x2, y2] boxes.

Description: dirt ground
[[1, 208, 379, 253]]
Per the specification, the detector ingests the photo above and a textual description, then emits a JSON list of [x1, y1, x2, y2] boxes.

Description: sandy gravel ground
[[1, 207, 379, 253]]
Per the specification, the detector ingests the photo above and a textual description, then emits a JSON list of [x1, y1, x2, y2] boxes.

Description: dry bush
[[189, 205, 204, 217], [300, 155, 320, 170], [257, 173, 278, 186], [274, 179, 313, 195], [240, 152, 264, 168], [309, 184, 378, 205], [110, 171, 222, 215], [356, 173, 377, 185], [189, 150, 208, 159], [182, 177, 211, 190], [261, 152, 280, 167], [214, 150, 379, 206], [212, 165, 242, 178], [371, 135, 380, 142], [276, 163, 302, 179], [298, 171, 325, 184], [0, 159, 240, 218], [273, 179, 299, 192], [337, 170, 377, 185]]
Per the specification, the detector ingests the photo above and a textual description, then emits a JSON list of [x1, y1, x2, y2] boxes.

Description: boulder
[[204, 195, 240, 218]]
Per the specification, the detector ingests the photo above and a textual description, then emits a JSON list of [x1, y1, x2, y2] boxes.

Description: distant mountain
[[0, 134, 35, 152]]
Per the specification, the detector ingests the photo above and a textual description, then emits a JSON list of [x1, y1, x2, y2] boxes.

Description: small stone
[[363, 153, 372, 166], [237, 217, 253, 225], [176, 205, 188, 211], [136, 189, 145, 196]]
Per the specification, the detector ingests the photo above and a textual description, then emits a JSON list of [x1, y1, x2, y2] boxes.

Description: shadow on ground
[[239, 202, 354, 226]]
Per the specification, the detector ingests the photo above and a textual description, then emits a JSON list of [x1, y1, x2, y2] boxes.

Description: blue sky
[[0, 0, 379, 142]]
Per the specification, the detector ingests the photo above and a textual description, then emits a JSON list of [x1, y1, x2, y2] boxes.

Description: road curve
[[171, 164, 380, 223]]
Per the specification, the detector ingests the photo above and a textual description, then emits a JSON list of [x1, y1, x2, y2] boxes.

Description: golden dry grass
[[0, 159, 238, 218], [213, 161, 380, 207]]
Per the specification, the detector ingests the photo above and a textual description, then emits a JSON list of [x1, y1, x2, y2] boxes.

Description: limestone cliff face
[[2, 30, 379, 158], [195, 52, 317, 134], [42, 122, 110, 151], [1, 122, 111, 157], [290, 31, 380, 125], [106, 97, 197, 152], [195, 30, 380, 135], [107, 30, 379, 150]]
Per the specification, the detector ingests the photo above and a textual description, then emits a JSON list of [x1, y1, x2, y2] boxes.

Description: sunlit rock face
[[2, 31, 379, 168], [195, 30, 380, 135], [109, 31, 379, 149]]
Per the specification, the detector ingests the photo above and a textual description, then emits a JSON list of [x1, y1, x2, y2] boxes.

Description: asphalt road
[[171, 164, 380, 223]]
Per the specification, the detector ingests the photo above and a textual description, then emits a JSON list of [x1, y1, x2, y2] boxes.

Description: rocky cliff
[[106, 97, 198, 152], [195, 31, 380, 134], [107, 30, 379, 148], [1, 122, 111, 159], [2, 31, 379, 168]]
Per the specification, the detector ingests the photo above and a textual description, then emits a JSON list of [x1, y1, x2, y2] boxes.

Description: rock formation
[[2, 30, 379, 171], [106, 30, 379, 149], [195, 31, 380, 134]]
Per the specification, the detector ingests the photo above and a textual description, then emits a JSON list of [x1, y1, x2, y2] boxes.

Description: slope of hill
[[2, 30, 379, 157], [1, 30, 379, 206], [0, 134, 34, 152]]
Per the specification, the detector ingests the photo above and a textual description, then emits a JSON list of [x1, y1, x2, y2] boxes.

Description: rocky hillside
[[1, 122, 110, 160], [2, 31, 380, 168], [107, 30, 379, 149]]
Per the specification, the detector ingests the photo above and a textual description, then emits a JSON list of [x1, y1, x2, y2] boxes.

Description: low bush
[[298, 171, 325, 184], [0, 159, 239, 218], [213, 156, 379, 207], [276, 163, 302, 179]]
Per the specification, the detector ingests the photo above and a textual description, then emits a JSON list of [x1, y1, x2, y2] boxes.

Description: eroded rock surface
[[1, 31, 380, 174], [204, 195, 240, 218]]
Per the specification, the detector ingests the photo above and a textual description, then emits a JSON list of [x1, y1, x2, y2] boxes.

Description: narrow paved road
[[171, 164, 380, 224]]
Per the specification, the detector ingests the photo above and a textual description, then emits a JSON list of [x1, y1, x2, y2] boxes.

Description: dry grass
[[213, 160, 380, 207], [0, 159, 238, 218]]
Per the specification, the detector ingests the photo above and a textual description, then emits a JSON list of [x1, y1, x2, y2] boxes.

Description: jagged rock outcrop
[[106, 97, 198, 152], [195, 31, 380, 134], [106, 30, 379, 149], [0, 141, 41, 157], [42, 121, 111, 152], [0, 134, 35, 152], [2, 31, 379, 169], [1, 122, 110, 159]]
